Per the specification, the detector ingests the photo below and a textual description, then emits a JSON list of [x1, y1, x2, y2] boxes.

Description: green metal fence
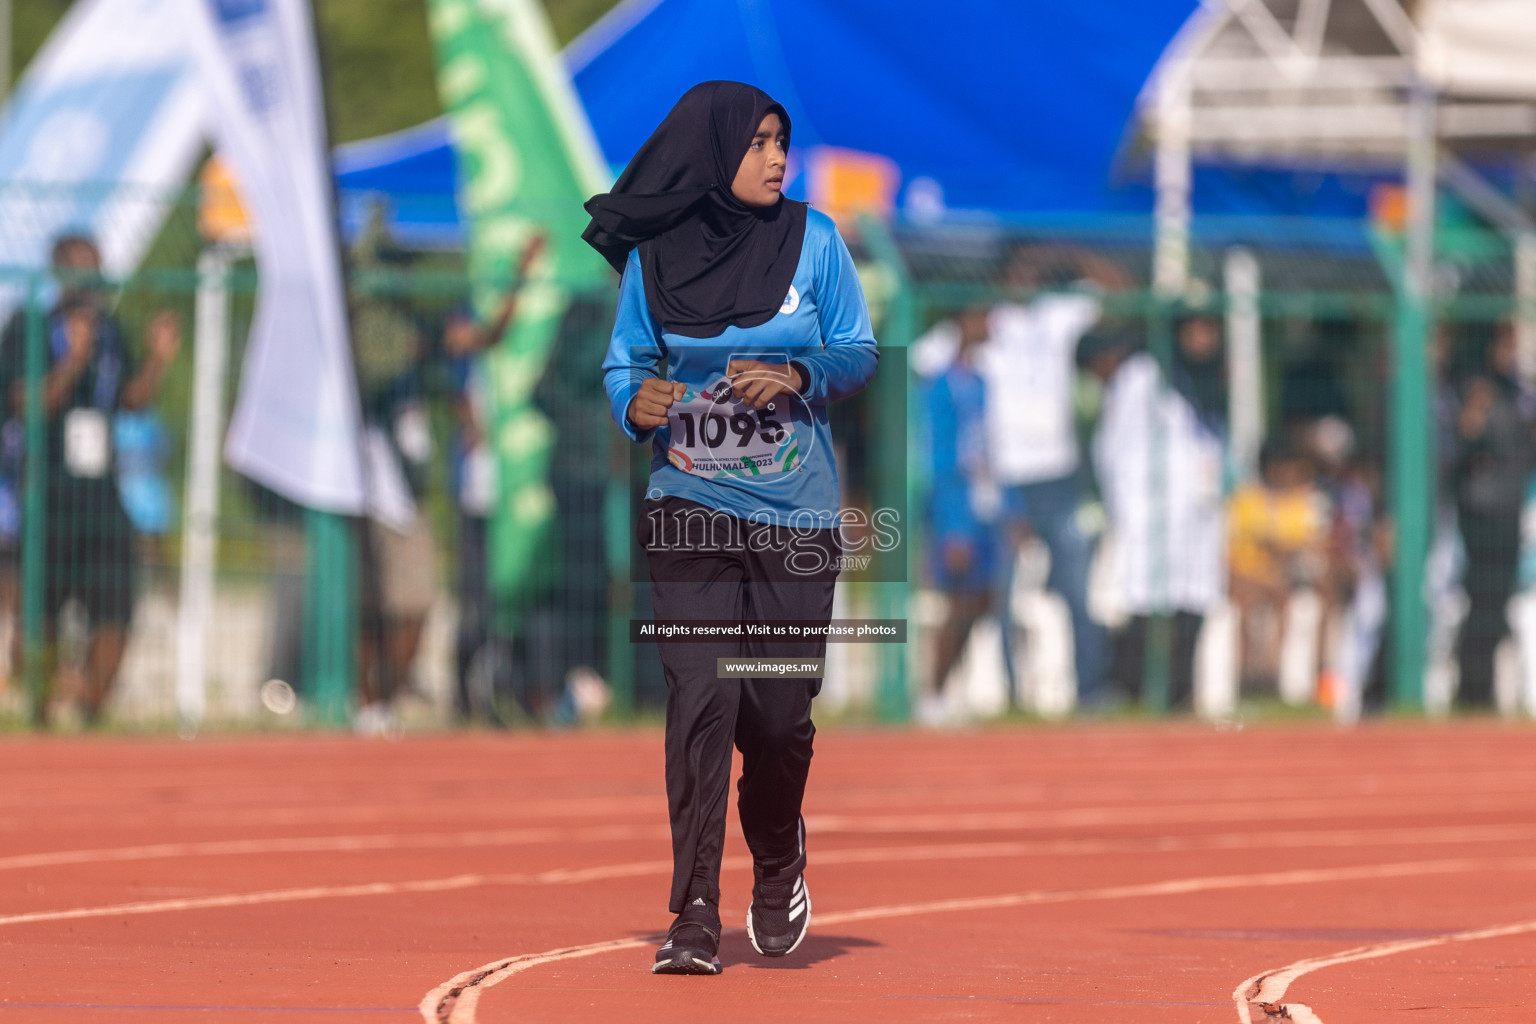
[[868, 210, 1535, 722], [1, 180, 1531, 729]]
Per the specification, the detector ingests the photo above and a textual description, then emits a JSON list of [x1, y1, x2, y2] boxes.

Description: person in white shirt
[[980, 249, 1127, 707]]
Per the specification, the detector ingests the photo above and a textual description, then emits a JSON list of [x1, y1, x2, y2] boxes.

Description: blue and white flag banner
[[0, 0, 203, 300], [187, 0, 365, 513]]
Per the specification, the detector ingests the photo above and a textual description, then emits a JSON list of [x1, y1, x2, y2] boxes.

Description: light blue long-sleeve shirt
[[601, 208, 879, 526]]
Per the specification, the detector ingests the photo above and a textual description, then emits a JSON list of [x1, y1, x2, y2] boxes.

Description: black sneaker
[[652, 897, 722, 975], [746, 825, 811, 957]]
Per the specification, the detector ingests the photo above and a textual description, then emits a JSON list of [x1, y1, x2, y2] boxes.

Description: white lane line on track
[[12, 820, 1536, 875], [805, 792, 1536, 833], [7, 785, 1533, 836], [418, 856, 1536, 1024], [1232, 917, 1536, 1024], [12, 845, 1536, 933], [0, 824, 673, 872]]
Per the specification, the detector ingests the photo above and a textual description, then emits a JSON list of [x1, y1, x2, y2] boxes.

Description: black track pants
[[1456, 508, 1520, 708], [641, 497, 838, 914]]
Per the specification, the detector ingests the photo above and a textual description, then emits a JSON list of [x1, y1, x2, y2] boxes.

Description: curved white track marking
[[420, 937, 653, 1024], [13, 821, 1536, 876], [1232, 917, 1536, 1024], [419, 857, 1536, 1024]]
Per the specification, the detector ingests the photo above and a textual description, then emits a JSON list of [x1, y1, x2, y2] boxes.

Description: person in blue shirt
[[585, 81, 878, 975], [922, 307, 999, 725]]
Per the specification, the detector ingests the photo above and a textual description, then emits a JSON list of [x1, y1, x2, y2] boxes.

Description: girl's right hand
[[626, 377, 687, 430]]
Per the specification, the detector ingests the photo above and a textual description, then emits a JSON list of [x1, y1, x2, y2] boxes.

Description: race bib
[[665, 376, 799, 480], [63, 409, 111, 478], [460, 443, 496, 516], [394, 403, 433, 465]]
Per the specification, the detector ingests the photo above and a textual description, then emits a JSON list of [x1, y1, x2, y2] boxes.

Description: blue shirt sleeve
[[793, 218, 879, 406], [601, 251, 667, 443]]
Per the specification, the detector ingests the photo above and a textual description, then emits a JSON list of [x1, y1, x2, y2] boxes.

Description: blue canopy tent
[[567, 0, 1390, 220], [567, 0, 1197, 215], [334, 118, 463, 248], [338, 0, 1389, 245]]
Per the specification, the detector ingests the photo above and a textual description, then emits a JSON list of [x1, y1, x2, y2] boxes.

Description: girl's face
[[731, 112, 787, 208]]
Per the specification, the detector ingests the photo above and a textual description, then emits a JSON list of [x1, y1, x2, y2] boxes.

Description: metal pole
[[174, 246, 233, 730], [305, 0, 369, 723], [603, 391, 634, 717], [875, 270, 914, 723], [1515, 232, 1536, 389], [1153, 75, 1192, 301], [1224, 247, 1263, 482], [21, 277, 46, 726], [856, 214, 913, 723], [1389, 81, 1436, 712], [304, 507, 355, 726], [1145, 70, 1193, 713]]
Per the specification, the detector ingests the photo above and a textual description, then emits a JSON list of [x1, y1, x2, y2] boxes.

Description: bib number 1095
[[665, 376, 798, 479], [672, 407, 784, 449]]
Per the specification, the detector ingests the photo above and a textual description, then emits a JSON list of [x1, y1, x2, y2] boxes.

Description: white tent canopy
[[1142, 0, 1536, 171], [1140, 0, 1536, 297], [1421, 0, 1536, 101]]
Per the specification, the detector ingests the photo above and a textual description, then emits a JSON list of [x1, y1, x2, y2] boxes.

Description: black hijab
[[582, 81, 808, 339], [1172, 314, 1227, 432]]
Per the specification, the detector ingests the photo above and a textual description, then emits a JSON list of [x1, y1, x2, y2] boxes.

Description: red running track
[[2, 722, 1534, 1023]]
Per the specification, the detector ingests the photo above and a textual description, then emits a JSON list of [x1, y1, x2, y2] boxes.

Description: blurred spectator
[[1425, 324, 1466, 700], [1087, 310, 1227, 710], [0, 413, 20, 693], [1308, 417, 1388, 715], [980, 249, 1125, 707], [350, 220, 438, 733], [252, 483, 307, 703], [1227, 438, 1329, 690], [440, 237, 545, 724], [920, 307, 997, 726], [1279, 326, 1350, 428], [0, 233, 179, 725], [444, 314, 499, 723], [1452, 320, 1535, 709]]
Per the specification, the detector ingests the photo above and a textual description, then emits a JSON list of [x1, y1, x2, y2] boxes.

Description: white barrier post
[[175, 246, 233, 729], [1224, 247, 1262, 482]]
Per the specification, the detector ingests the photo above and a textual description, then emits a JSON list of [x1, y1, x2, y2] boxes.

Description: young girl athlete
[[584, 81, 879, 975]]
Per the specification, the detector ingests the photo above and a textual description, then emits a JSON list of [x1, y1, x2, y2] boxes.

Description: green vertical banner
[[427, 0, 610, 601]]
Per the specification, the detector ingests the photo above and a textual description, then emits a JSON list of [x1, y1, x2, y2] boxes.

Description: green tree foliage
[[7, 0, 621, 140], [8, 0, 74, 94], [543, 0, 624, 48], [315, 0, 444, 142]]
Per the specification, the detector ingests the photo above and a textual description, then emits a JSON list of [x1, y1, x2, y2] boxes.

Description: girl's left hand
[[727, 359, 802, 409]]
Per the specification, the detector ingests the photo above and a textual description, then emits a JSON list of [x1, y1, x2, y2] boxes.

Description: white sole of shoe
[[651, 954, 721, 975]]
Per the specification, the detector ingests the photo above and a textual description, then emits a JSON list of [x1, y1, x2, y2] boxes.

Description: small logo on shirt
[[780, 286, 800, 315]]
